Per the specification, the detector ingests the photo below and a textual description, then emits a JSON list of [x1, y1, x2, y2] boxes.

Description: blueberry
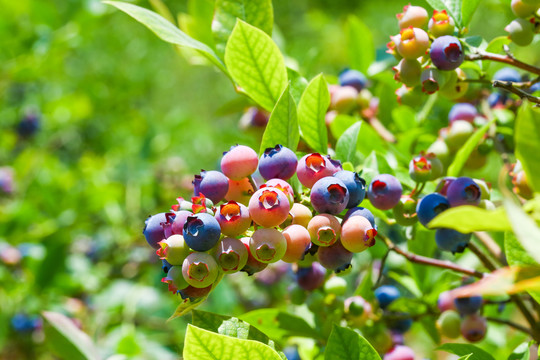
[[258, 144, 298, 180], [505, 18, 535, 46], [333, 170, 366, 208], [397, 5, 429, 29], [318, 240, 353, 273], [416, 193, 450, 227], [341, 216, 377, 253], [388, 317, 413, 334], [214, 237, 248, 273], [182, 252, 219, 288], [239, 237, 268, 275], [448, 103, 477, 123], [460, 314, 487, 342], [162, 259, 173, 274], [343, 207, 376, 227], [454, 295, 483, 315], [428, 10, 455, 37], [308, 214, 341, 247], [435, 228, 471, 253], [339, 69, 368, 91], [375, 285, 400, 309], [215, 201, 251, 237], [183, 213, 221, 252], [493, 67, 521, 83], [221, 145, 259, 180], [430, 35, 464, 71], [368, 174, 402, 210], [437, 310, 461, 338], [396, 27, 430, 60], [297, 153, 342, 188], [143, 212, 168, 249], [446, 176, 481, 207], [248, 187, 290, 227], [17, 112, 40, 138], [310, 177, 349, 215], [193, 170, 229, 203], [297, 262, 326, 291], [249, 228, 287, 263]]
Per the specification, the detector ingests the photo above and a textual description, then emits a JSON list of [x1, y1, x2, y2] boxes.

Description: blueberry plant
[[34, 0, 540, 358]]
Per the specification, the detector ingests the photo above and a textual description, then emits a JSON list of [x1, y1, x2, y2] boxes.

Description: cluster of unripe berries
[[507, 0, 540, 46], [143, 144, 408, 300], [388, 5, 468, 100], [437, 288, 487, 342]]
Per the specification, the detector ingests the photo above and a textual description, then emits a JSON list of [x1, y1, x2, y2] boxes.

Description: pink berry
[[397, 4, 429, 29], [221, 145, 259, 180], [396, 27, 430, 59], [248, 187, 290, 227], [215, 201, 252, 237], [341, 216, 377, 253], [249, 228, 287, 263], [281, 225, 312, 263], [297, 153, 342, 188], [307, 214, 341, 247]]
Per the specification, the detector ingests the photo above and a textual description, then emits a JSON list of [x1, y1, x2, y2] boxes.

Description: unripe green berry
[[437, 310, 461, 338], [324, 276, 347, 296], [505, 18, 535, 46], [393, 58, 422, 87]]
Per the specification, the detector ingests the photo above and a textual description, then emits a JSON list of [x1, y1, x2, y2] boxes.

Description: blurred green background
[[0, 0, 527, 359]]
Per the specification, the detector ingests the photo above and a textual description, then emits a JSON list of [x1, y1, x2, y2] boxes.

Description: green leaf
[[148, 0, 176, 24], [345, 16, 374, 74], [437, 343, 495, 360], [181, 0, 216, 46], [298, 74, 330, 154], [428, 206, 512, 232], [447, 119, 495, 177], [461, 0, 481, 27], [330, 114, 357, 140], [183, 324, 282, 360], [504, 198, 540, 264], [324, 325, 381, 360], [485, 36, 511, 54], [212, 0, 273, 57], [192, 310, 231, 333], [505, 232, 540, 304], [42, 311, 100, 360], [260, 85, 299, 154], [240, 309, 321, 342], [287, 68, 309, 105], [515, 102, 540, 193], [104, 1, 226, 73], [224, 20, 288, 112], [335, 122, 362, 166], [508, 342, 531, 360], [392, 106, 416, 133]]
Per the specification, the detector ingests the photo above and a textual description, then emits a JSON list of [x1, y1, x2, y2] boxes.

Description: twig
[[486, 316, 534, 336], [465, 50, 540, 76], [379, 234, 484, 278], [473, 231, 506, 265], [373, 250, 390, 290], [368, 117, 396, 143], [492, 80, 540, 105], [468, 241, 498, 272]]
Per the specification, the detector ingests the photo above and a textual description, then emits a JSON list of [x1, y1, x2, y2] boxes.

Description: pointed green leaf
[[298, 74, 330, 154], [324, 325, 381, 360], [240, 309, 321, 342], [437, 343, 495, 360], [104, 1, 226, 73], [505, 232, 540, 304], [224, 20, 288, 111], [335, 121, 362, 165], [345, 16, 374, 74], [461, 0, 481, 27], [515, 102, 540, 192], [260, 85, 299, 154], [42, 311, 100, 360], [428, 206, 512, 232], [183, 324, 282, 360], [212, 0, 273, 57], [447, 119, 495, 177], [504, 198, 540, 264], [287, 68, 309, 104]]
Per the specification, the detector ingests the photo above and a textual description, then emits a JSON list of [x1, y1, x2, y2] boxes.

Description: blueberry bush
[[2, 0, 540, 359]]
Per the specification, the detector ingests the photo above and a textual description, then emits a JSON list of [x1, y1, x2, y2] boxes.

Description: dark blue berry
[[416, 193, 450, 227], [183, 213, 221, 252], [435, 228, 471, 253], [430, 36, 464, 71], [339, 69, 368, 91], [375, 285, 400, 309], [333, 170, 366, 208], [258, 144, 298, 181]]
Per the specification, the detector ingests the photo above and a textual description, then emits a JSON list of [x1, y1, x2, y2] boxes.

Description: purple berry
[[417, 193, 450, 227], [333, 170, 366, 208], [318, 240, 353, 273], [454, 295, 483, 315], [430, 35, 464, 71], [192, 170, 229, 203], [297, 153, 342, 188], [435, 228, 471, 253], [375, 285, 400, 309], [368, 174, 403, 210], [448, 103, 477, 123], [446, 177, 482, 207], [143, 212, 168, 249], [183, 213, 221, 252], [339, 69, 367, 91], [461, 314, 487, 342], [310, 177, 349, 215], [163, 210, 191, 238], [17, 112, 40, 138], [297, 262, 326, 291], [258, 144, 298, 180]]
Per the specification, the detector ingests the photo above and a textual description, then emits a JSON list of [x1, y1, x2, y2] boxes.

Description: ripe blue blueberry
[[17, 112, 40, 138], [339, 69, 368, 91], [430, 35, 464, 71], [448, 103, 477, 123], [375, 285, 400, 309], [455, 295, 483, 315], [183, 213, 221, 252], [192, 170, 229, 203], [143, 212, 168, 249], [162, 259, 172, 274], [368, 174, 403, 210], [494, 67, 521, 83], [258, 144, 298, 180], [417, 193, 450, 227], [387, 317, 413, 334], [435, 228, 471, 253], [333, 170, 366, 208], [446, 177, 482, 207], [343, 207, 376, 227], [310, 177, 349, 215]]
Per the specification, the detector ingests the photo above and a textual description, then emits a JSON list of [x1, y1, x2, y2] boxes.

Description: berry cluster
[[437, 286, 487, 342], [507, 0, 540, 46], [143, 144, 392, 301]]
